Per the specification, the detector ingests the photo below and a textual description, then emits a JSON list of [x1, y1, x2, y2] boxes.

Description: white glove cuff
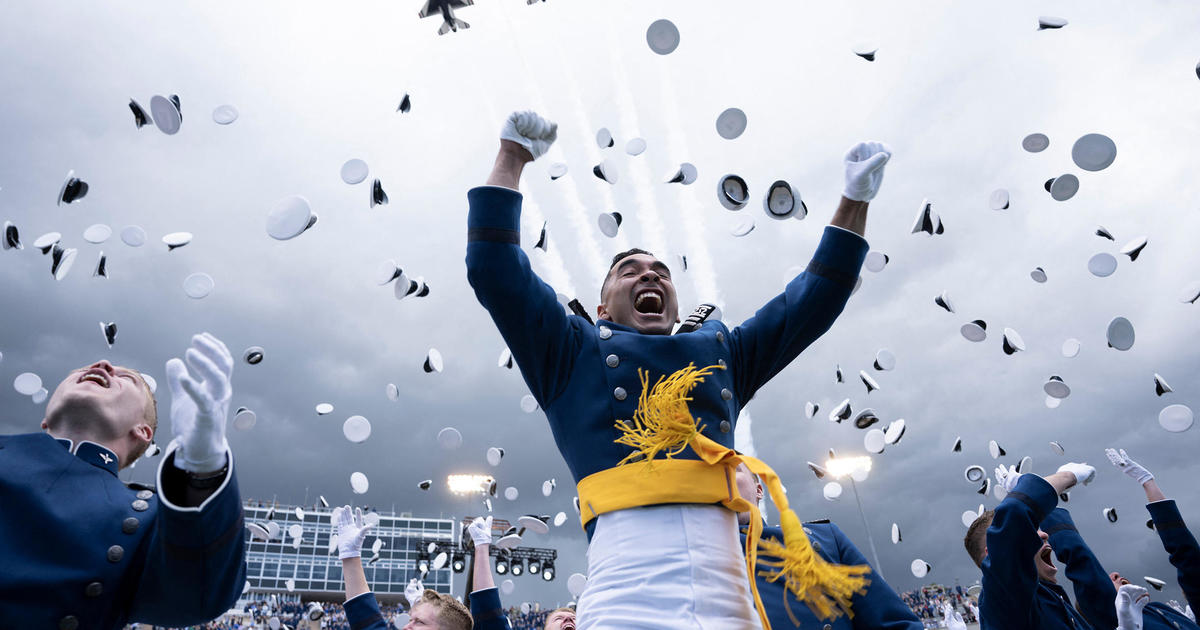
[[339, 549, 362, 560], [174, 438, 230, 473]]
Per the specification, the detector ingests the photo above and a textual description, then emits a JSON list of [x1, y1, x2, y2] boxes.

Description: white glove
[[995, 464, 1022, 492], [165, 332, 234, 473], [500, 111, 557, 160], [1106, 448, 1154, 486], [842, 141, 892, 202], [468, 516, 493, 547], [942, 602, 968, 630], [405, 578, 424, 610], [1115, 584, 1150, 630], [1057, 462, 1097, 487], [333, 505, 373, 560]]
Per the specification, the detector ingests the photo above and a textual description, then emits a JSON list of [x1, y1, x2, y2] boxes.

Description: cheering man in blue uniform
[[734, 465, 921, 629], [1034, 448, 1199, 630], [963, 462, 1098, 630], [467, 111, 890, 629], [0, 332, 246, 629]]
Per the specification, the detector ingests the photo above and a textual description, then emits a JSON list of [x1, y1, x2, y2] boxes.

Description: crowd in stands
[[899, 584, 979, 625]]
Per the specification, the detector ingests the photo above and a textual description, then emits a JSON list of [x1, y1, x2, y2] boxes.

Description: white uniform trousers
[[577, 504, 763, 630]]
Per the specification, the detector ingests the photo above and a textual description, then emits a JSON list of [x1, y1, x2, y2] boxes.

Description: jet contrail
[[465, 50, 578, 298], [656, 65, 723, 310], [603, 24, 670, 262]]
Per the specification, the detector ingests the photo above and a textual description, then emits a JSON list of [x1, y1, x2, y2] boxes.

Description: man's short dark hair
[[964, 510, 995, 567], [601, 248, 656, 301]]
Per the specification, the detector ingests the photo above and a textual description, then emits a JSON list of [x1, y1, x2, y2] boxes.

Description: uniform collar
[[75, 441, 120, 476], [52, 436, 120, 476]]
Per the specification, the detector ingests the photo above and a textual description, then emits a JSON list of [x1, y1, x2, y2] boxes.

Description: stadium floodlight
[[495, 557, 509, 574], [447, 474, 494, 495], [542, 560, 555, 581], [451, 553, 466, 573], [510, 559, 524, 576], [825, 455, 872, 479]]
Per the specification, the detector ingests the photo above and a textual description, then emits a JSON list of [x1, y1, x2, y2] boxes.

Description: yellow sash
[[575, 364, 870, 628]]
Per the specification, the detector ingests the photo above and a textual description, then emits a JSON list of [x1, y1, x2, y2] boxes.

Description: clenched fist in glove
[[468, 515, 494, 548], [1115, 584, 1150, 630], [333, 505, 374, 560], [165, 332, 234, 473], [1106, 448, 1154, 486], [842, 141, 892, 202], [501, 111, 558, 161]]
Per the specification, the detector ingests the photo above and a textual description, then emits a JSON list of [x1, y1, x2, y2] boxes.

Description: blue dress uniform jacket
[[1146, 500, 1200, 629], [741, 523, 921, 629], [466, 186, 867, 524], [979, 475, 1093, 630], [343, 588, 512, 630], [0, 432, 246, 630], [1043, 502, 1200, 630], [1043, 507, 1119, 630]]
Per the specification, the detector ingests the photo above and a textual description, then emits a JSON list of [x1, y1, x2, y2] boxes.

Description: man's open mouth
[[1039, 546, 1053, 565], [634, 288, 664, 314], [79, 370, 110, 388]]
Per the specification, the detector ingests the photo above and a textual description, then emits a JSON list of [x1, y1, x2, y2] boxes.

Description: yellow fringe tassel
[[756, 510, 872, 621], [614, 362, 871, 625], [614, 363, 720, 468]]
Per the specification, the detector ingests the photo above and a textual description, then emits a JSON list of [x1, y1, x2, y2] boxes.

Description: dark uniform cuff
[[1006, 474, 1061, 524], [344, 591, 385, 630], [805, 226, 869, 290], [1042, 507, 1078, 536], [1148, 499, 1185, 530], [468, 186, 523, 243]]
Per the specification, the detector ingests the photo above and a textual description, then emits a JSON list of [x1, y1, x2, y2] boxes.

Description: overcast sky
[[3, 0, 1200, 612]]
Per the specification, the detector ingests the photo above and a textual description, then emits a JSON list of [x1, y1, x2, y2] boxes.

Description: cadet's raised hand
[[501, 111, 557, 161], [1106, 448, 1154, 485], [405, 578, 425, 610], [842, 141, 892, 202], [1057, 462, 1097, 488], [165, 332, 233, 473], [1115, 584, 1150, 630], [468, 515, 494, 547], [995, 464, 1022, 492], [333, 505, 373, 560]]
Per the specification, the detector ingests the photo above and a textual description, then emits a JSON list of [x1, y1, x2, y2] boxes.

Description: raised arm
[[333, 505, 390, 630], [1109, 448, 1200, 611], [129, 333, 246, 625], [467, 516, 513, 630], [1042, 507, 1118, 629], [728, 143, 887, 402], [981, 468, 1088, 628], [467, 112, 580, 407]]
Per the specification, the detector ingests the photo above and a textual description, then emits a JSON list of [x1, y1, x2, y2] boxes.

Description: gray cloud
[[2, 0, 1200, 610]]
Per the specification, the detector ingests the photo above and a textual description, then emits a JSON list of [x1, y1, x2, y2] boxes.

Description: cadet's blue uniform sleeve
[[1043, 507, 1118, 630], [979, 474, 1060, 630], [470, 587, 512, 630], [342, 591, 392, 630], [1148, 500, 1200, 613], [128, 447, 246, 625], [824, 524, 922, 630], [728, 226, 867, 402], [466, 186, 580, 407]]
